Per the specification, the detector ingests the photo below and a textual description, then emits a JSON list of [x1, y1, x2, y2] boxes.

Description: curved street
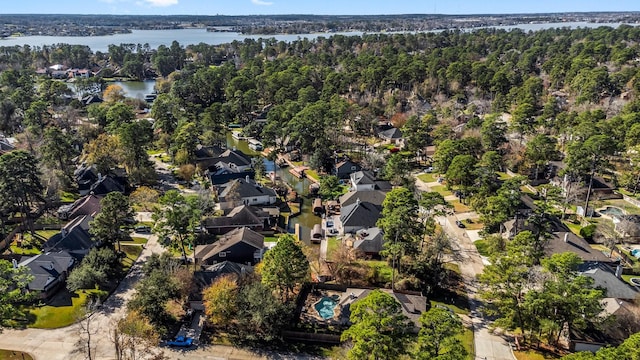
[[416, 175, 516, 360]]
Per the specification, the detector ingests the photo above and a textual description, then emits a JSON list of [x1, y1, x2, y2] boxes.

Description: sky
[[3, 0, 640, 16]]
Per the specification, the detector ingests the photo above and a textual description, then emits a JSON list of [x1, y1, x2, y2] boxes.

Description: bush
[[580, 224, 597, 241]]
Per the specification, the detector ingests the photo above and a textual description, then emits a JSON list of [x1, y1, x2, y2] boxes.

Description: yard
[[430, 185, 453, 197], [417, 173, 436, 183], [28, 289, 107, 329], [121, 244, 143, 271], [450, 200, 470, 214]]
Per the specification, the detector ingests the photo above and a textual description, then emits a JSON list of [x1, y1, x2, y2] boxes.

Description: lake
[[0, 22, 634, 52]]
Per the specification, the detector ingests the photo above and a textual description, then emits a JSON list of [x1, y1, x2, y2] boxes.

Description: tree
[[129, 186, 159, 212], [445, 154, 477, 198], [0, 260, 34, 325], [480, 114, 507, 151], [128, 268, 180, 334], [524, 134, 557, 180], [152, 190, 202, 259], [0, 150, 44, 230], [106, 102, 135, 132], [117, 120, 155, 185], [41, 126, 77, 188], [234, 280, 293, 343], [414, 307, 467, 360], [66, 247, 121, 291], [261, 234, 309, 301], [90, 192, 134, 252], [83, 133, 121, 175], [103, 84, 126, 103], [341, 290, 410, 360], [383, 153, 411, 185], [378, 187, 423, 272], [319, 175, 343, 200], [111, 311, 167, 360], [202, 275, 238, 328]]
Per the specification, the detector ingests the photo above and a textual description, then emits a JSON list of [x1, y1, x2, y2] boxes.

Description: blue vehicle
[[167, 336, 193, 347]]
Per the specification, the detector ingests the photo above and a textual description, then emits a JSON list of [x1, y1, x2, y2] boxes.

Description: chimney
[[564, 233, 569, 243], [12, 259, 18, 269], [615, 264, 623, 279], [48, 262, 55, 271], [246, 175, 250, 183]]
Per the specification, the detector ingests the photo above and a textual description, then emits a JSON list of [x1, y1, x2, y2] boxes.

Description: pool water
[[314, 297, 338, 320], [600, 206, 625, 216]]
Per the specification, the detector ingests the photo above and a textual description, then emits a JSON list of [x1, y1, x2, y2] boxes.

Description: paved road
[[416, 175, 515, 360]]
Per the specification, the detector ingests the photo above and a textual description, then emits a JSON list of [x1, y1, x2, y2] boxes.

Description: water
[[0, 28, 365, 53], [1, 23, 634, 52], [224, 131, 322, 243], [112, 80, 156, 100], [313, 296, 338, 320], [67, 79, 156, 99]]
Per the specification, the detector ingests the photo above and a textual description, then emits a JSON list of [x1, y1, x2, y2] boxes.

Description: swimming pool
[[314, 296, 338, 320], [599, 206, 625, 216]]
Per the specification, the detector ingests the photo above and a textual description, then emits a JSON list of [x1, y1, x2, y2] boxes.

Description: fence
[[0, 223, 63, 253]]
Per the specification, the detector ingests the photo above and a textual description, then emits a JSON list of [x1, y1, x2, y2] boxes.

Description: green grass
[[59, 191, 80, 203], [326, 237, 340, 260], [0, 350, 34, 360], [430, 300, 471, 316], [146, 149, 165, 156], [121, 236, 148, 245], [35, 230, 60, 240], [305, 169, 320, 181], [263, 236, 280, 242], [460, 328, 475, 360], [622, 274, 639, 286], [417, 173, 436, 183], [28, 289, 105, 329], [360, 260, 393, 284], [431, 185, 453, 197], [462, 218, 484, 230], [9, 245, 40, 256], [451, 200, 470, 213], [474, 240, 490, 257], [120, 244, 143, 271], [562, 221, 582, 236]]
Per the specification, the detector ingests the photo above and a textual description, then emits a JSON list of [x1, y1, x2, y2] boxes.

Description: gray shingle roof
[[218, 178, 276, 199], [340, 190, 386, 207], [19, 251, 75, 291], [195, 227, 264, 262], [579, 262, 639, 300], [340, 201, 382, 229]]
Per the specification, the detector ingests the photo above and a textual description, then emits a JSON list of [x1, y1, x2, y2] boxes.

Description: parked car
[[167, 336, 193, 347], [134, 225, 151, 233], [455, 220, 465, 228]]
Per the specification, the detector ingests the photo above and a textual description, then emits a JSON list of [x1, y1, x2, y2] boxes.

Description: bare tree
[[110, 311, 168, 360], [74, 304, 99, 360]]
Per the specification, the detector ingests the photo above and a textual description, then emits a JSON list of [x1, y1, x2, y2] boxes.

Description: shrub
[[580, 224, 597, 241]]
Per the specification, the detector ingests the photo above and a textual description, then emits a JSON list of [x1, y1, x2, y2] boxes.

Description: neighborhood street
[[416, 175, 516, 360]]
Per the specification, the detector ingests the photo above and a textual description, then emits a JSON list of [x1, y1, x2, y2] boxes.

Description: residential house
[[613, 215, 640, 243], [203, 205, 270, 235], [544, 232, 613, 264], [203, 149, 255, 185], [216, 177, 277, 210], [75, 165, 127, 196], [85, 175, 126, 196], [194, 227, 265, 265], [19, 251, 76, 299], [333, 160, 362, 180], [43, 215, 96, 259], [339, 190, 387, 208], [349, 171, 392, 192], [193, 261, 253, 292], [344, 288, 427, 331], [337, 199, 382, 235], [345, 227, 385, 256], [57, 194, 102, 221], [0, 136, 15, 155], [578, 262, 638, 301], [377, 124, 404, 146]]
